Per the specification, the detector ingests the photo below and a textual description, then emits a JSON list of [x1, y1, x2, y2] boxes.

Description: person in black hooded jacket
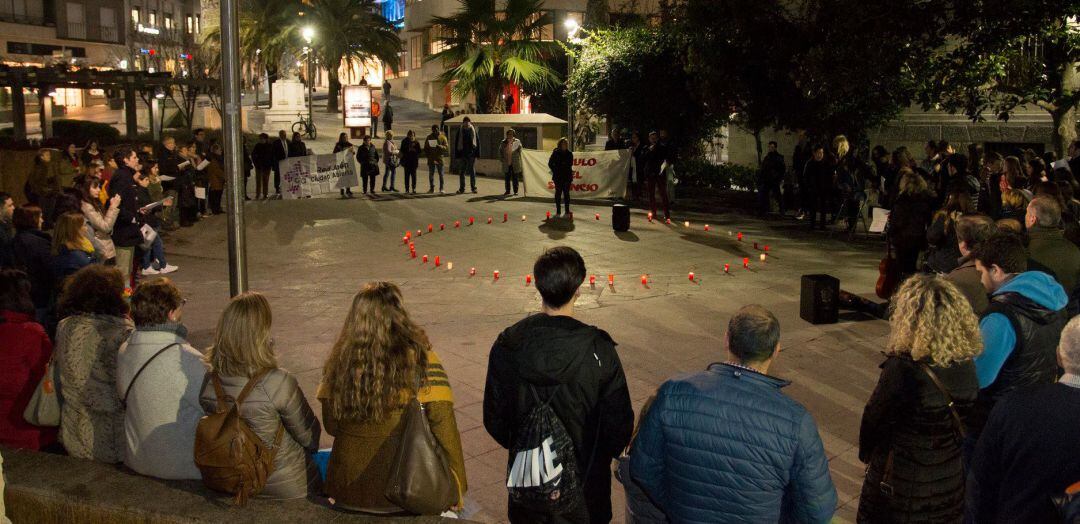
[[548, 138, 574, 216], [484, 246, 634, 524]]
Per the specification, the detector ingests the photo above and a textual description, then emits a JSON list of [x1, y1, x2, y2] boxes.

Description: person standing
[[759, 141, 785, 215], [630, 305, 837, 523], [856, 275, 980, 522], [455, 117, 479, 194], [0, 269, 57, 451], [199, 292, 322, 499], [803, 144, 833, 230], [317, 282, 467, 514], [947, 215, 997, 315], [642, 131, 670, 221], [333, 133, 355, 199], [628, 132, 646, 201], [966, 315, 1080, 522], [440, 104, 454, 135], [381, 131, 399, 192], [371, 100, 381, 136], [548, 138, 573, 217], [888, 168, 936, 278], [357, 136, 380, 196], [500, 129, 523, 197], [251, 133, 275, 200], [484, 246, 633, 523], [381, 101, 394, 133], [793, 132, 811, 219], [424, 125, 448, 194], [25, 149, 59, 228], [1026, 197, 1080, 293], [10, 206, 53, 326], [206, 143, 226, 215], [400, 130, 421, 195], [604, 128, 624, 150], [382, 79, 391, 101], [272, 130, 290, 199], [288, 132, 307, 158]]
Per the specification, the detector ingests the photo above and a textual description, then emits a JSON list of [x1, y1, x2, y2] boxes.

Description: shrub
[[51, 119, 122, 147], [675, 158, 757, 192]]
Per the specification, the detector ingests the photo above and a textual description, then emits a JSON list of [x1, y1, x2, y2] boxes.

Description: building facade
[[125, 0, 202, 73]]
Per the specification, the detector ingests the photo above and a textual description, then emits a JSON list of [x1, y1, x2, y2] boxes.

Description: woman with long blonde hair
[[318, 282, 466, 514], [50, 212, 95, 284], [199, 292, 322, 499], [857, 275, 981, 522]]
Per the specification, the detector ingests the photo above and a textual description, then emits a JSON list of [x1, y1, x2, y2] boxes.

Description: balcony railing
[[59, 22, 123, 42], [66, 21, 86, 39], [0, 12, 51, 25], [99, 26, 118, 42]]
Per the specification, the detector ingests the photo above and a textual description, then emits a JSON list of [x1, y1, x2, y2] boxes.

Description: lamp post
[[302, 26, 315, 130], [564, 18, 582, 152], [221, 0, 248, 294], [254, 48, 261, 108]]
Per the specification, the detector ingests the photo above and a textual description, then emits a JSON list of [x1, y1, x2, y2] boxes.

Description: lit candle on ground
[[743, 257, 749, 268], [684, 221, 690, 228], [522, 215, 527, 221], [469, 267, 476, 276], [428, 224, 433, 233], [724, 263, 730, 273], [487, 217, 492, 224], [405, 231, 412, 239], [704, 225, 710, 231], [402, 236, 408, 244], [410, 251, 416, 259], [648, 213, 653, 222], [447, 262, 453, 270], [764, 245, 770, 252], [440, 224, 445, 231], [494, 270, 500, 280], [642, 275, 648, 285], [434, 256, 441, 267], [760, 253, 767, 262], [546, 211, 551, 219], [469, 217, 475, 225], [526, 275, 532, 284], [503, 213, 508, 222], [589, 275, 596, 286], [665, 218, 671, 225], [455, 221, 460, 228], [595, 213, 600, 220], [608, 274, 615, 285], [422, 255, 428, 263], [688, 272, 695, 281], [417, 230, 421, 237], [737, 232, 743, 241]]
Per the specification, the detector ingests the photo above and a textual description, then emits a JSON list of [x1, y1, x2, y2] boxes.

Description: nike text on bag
[[194, 370, 284, 506], [506, 384, 585, 513]]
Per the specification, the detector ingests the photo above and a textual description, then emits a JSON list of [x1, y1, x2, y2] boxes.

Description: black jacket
[[968, 382, 1080, 523], [642, 143, 667, 179], [332, 140, 353, 154], [484, 314, 634, 521], [11, 229, 53, 309], [761, 151, 785, 184], [288, 139, 307, 158], [251, 141, 276, 170], [857, 355, 977, 522], [158, 147, 183, 191], [0, 220, 14, 268], [109, 166, 143, 248], [272, 138, 290, 168], [889, 192, 935, 250], [548, 148, 574, 185], [925, 213, 963, 274], [382, 104, 393, 125], [804, 158, 834, 196], [400, 137, 421, 170], [356, 144, 380, 176]]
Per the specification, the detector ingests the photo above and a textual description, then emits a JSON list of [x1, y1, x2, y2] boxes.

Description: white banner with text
[[279, 150, 360, 199], [522, 149, 630, 199]]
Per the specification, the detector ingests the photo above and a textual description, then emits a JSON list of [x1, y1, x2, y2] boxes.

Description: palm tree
[[427, 0, 560, 113], [203, 0, 301, 106], [305, 0, 402, 112]]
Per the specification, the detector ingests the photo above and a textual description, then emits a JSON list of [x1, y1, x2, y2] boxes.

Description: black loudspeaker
[[801, 274, 839, 325], [612, 204, 630, 232]]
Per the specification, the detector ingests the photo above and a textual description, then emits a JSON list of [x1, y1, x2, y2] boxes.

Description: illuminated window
[[194, 14, 200, 33], [131, 7, 139, 25], [186, 14, 192, 33], [164, 14, 172, 29], [148, 10, 155, 25], [409, 35, 421, 69]]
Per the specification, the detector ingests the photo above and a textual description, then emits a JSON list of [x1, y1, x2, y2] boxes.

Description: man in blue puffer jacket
[[630, 305, 837, 523]]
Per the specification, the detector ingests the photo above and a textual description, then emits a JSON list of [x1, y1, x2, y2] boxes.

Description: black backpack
[[505, 384, 592, 513]]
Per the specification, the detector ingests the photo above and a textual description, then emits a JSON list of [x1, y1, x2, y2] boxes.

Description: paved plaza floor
[[163, 174, 889, 523]]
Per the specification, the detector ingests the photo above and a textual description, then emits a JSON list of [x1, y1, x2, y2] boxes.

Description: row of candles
[[400, 212, 771, 284]]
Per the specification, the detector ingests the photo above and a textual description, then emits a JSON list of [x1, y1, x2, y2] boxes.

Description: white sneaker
[[160, 264, 179, 274], [142, 267, 161, 275]]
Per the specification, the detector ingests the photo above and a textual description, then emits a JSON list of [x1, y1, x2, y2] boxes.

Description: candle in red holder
[[608, 274, 615, 285], [503, 213, 508, 222], [469, 217, 474, 225], [416, 230, 421, 237], [455, 220, 460, 228], [422, 255, 428, 263], [440, 223, 445, 231], [665, 218, 671, 225], [689, 272, 695, 281], [487, 217, 492, 224], [410, 251, 416, 259], [764, 245, 770, 252], [684, 221, 690, 228], [526, 275, 532, 285], [405, 231, 411, 239], [469, 267, 476, 276], [753, 242, 759, 250], [737, 232, 743, 241], [522, 215, 526, 221], [595, 213, 600, 220], [724, 263, 730, 273], [494, 270, 500, 280], [409, 242, 415, 250], [743, 257, 749, 268], [647, 212, 653, 222], [704, 224, 710, 231], [434, 256, 441, 267], [546, 211, 551, 219], [428, 224, 433, 233], [589, 275, 596, 286], [641, 275, 648, 285], [402, 236, 408, 244]]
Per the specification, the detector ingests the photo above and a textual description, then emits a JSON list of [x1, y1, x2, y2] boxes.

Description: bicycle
[[292, 112, 317, 140]]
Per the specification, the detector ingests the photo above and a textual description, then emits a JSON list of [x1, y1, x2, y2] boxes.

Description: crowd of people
[[0, 235, 1076, 522]]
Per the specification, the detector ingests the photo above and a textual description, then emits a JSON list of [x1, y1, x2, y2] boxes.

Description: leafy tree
[[306, 0, 402, 112], [565, 26, 723, 157], [427, 0, 561, 113], [203, 0, 300, 106], [920, 0, 1080, 155]]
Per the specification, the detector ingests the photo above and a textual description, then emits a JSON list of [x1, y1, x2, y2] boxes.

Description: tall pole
[[221, 0, 248, 295], [307, 50, 313, 130], [566, 53, 574, 152]]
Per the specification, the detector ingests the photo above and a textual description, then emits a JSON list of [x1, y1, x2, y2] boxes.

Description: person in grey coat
[[117, 278, 207, 480], [500, 129, 524, 196], [199, 292, 321, 499]]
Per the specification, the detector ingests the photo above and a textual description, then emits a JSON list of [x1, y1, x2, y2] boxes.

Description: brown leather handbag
[[384, 397, 458, 515]]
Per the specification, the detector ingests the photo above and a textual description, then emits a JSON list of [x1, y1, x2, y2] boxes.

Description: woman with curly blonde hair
[[857, 275, 981, 523], [317, 282, 466, 514]]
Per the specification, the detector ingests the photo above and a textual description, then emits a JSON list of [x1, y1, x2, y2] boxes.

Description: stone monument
[[259, 75, 308, 134]]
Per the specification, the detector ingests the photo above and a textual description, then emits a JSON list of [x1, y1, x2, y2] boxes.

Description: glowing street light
[[301, 26, 315, 44]]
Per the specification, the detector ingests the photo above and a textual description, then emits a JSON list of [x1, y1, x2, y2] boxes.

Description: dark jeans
[[505, 167, 520, 194], [403, 165, 417, 192], [361, 174, 376, 193], [808, 194, 830, 230], [382, 164, 397, 190], [554, 180, 571, 214], [428, 162, 444, 191], [896, 245, 922, 280], [646, 176, 669, 219], [209, 189, 223, 214], [458, 156, 476, 192], [758, 179, 782, 214], [272, 167, 281, 194], [141, 234, 166, 269]]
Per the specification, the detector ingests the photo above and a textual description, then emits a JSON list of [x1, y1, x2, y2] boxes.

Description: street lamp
[[301, 26, 315, 129], [563, 18, 581, 151], [254, 48, 261, 107]]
